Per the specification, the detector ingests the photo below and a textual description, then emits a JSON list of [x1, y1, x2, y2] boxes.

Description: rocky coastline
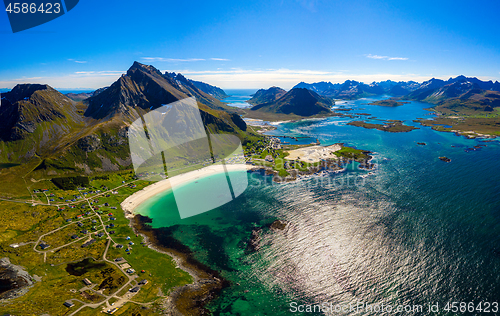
[[131, 215, 230, 316], [0, 257, 34, 300]]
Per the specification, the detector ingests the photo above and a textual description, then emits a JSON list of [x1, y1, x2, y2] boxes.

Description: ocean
[[135, 95, 500, 315], [223, 89, 257, 108]]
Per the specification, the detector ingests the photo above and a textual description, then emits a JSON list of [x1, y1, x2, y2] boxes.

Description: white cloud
[[366, 54, 409, 61], [168, 68, 434, 89], [73, 71, 124, 76], [0, 71, 125, 89], [12, 77, 44, 81], [3, 67, 497, 91], [141, 57, 205, 62], [210, 58, 230, 61], [68, 59, 88, 64]]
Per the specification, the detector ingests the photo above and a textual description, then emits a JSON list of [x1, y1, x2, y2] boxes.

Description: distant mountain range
[[245, 75, 500, 119], [0, 62, 249, 185], [293, 76, 500, 100], [406, 79, 500, 115]]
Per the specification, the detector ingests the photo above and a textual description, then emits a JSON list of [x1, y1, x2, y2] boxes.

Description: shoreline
[[121, 164, 253, 219], [130, 215, 230, 315], [120, 146, 374, 314]]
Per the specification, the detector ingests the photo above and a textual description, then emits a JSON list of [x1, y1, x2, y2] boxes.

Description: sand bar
[[121, 164, 252, 218]]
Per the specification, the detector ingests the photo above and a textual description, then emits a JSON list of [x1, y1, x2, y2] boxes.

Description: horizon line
[[1, 73, 499, 91]]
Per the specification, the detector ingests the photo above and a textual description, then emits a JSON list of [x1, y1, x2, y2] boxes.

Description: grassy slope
[[0, 172, 192, 315], [347, 120, 419, 133], [413, 90, 500, 136]]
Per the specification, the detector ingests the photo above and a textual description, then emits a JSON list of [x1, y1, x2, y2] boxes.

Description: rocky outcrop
[[247, 228, 262, 252], [230, 113, 247, 131], [0, 257, 34, 299], [77, 134, 101, 152]]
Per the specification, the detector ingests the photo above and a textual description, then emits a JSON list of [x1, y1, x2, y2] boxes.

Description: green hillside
[[0, 62, 258, 198]]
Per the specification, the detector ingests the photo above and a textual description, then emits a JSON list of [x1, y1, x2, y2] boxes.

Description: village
[[5, 173, 166, 315]]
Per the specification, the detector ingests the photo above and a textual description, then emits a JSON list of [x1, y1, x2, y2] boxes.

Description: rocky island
[[439, 156, 451, 162], [368, 98, 409, 107], [347, 120, 419, 132]]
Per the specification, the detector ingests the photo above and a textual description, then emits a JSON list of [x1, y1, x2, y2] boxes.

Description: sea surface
[[136, 95, 500, 315], [223, 89, 257, 108]]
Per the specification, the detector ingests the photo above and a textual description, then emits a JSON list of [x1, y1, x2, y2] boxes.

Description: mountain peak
[[0, 83, 71, 141], [250, 87, 333, 117], [247, 86, 287, 105], [4, 84, 53, 103], [128, 61, 164, 77]]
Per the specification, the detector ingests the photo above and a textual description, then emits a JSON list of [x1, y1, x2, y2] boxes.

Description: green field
[[0, 171, 192, 315]]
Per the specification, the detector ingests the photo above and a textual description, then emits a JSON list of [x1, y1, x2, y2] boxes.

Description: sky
[[0, 0, 499, 90]]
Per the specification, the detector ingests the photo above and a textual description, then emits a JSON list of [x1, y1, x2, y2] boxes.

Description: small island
[[368, 98, 409, 107], [347, 120, 419, 133], [439, 156, 451, 162]]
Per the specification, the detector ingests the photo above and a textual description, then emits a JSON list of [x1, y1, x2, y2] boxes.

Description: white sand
[[285, 144, 342, 163], [121, 164, 251, 218]]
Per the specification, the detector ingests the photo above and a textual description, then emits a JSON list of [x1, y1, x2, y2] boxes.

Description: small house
[[40, 243, 50, 250], [63, 301, 74, 308], [129, 286, 140, 293], [81, 239, 96, 248], [82, 278, 92, 286]]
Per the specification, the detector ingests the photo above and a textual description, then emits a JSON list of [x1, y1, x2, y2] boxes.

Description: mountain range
[[0, 62, 250, 195], [2, 66, 500, 196], [165, 72, 228, 101], [293, 76, 500, 100]]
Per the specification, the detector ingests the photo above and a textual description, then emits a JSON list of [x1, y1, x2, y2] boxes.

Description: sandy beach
[[121, 164, 252, 218], [285, 144, 342, 163]]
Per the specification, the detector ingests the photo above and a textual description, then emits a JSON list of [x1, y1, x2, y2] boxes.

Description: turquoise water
[[136, 96, 500, 315], [223, 89, 257, 108]]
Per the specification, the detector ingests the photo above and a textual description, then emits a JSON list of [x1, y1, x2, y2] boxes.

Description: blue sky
[[1, 0, 499, 89]]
